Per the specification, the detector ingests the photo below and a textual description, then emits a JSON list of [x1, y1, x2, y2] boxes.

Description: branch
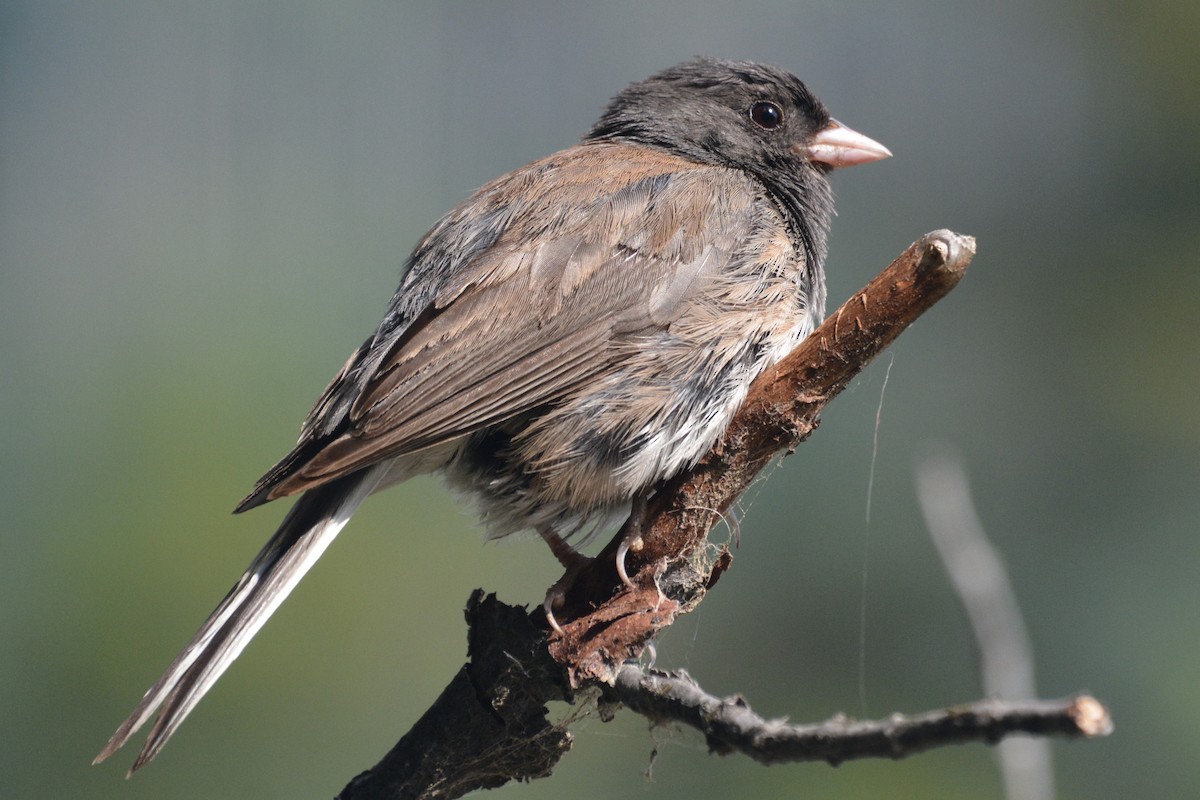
[[547, 229, 978, 685], [337, 593, 572, 800], [333, 231, 1108, 800], [607, 665, 1112, 765], [917, 448, 1055, 799]]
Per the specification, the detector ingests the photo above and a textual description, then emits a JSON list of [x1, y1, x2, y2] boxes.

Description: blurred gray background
[[2, 2, 1196, 798]]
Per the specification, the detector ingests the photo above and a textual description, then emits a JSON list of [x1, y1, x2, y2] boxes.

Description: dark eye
[[749, 101, 784, 130]]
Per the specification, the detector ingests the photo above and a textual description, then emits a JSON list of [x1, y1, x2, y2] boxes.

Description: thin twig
[[608, 665, 1112, 765], [917, 448, 1056, 800]]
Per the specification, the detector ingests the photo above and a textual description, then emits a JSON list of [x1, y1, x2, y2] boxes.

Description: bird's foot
[[615, 491, 650, 591], [538, 526, 593, 634]]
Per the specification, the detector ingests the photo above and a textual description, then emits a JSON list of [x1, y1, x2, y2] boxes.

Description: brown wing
[[236, 143, 762, 510]]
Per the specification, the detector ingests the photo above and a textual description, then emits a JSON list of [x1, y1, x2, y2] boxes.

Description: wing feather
[[238, 143, 762, 508]]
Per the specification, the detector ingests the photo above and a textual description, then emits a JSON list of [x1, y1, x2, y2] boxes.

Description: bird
[[94, 56, 890, 774]]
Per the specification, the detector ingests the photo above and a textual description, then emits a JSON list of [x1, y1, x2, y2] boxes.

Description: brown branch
[[607, 665, 1112, 765], [547, 229, 978, 684], [333, 231, 1106, 800], [337, 593, 572, 800]]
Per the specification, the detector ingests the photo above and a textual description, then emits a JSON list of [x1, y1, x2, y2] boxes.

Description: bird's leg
[[538, 526, 592, 634], [615, 490, 651, 591], [539, 489, 653, 632]]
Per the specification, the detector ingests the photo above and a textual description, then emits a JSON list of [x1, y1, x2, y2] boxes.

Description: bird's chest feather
[[447, 221, 815, 538]]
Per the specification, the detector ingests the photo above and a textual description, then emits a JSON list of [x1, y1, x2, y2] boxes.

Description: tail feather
[[94, 463, 388, 774]]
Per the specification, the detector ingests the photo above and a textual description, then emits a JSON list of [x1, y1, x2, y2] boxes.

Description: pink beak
[[805, 119, 892, 169]]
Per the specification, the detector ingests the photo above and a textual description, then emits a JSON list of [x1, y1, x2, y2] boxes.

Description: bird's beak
[[804, 119, 892, 169]]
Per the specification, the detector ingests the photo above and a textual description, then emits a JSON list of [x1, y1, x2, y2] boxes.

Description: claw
[[538, 526, 592, 634], [615, 491, 650, 591], [543, 588, 566, 635], [616, 535, 638, 591]]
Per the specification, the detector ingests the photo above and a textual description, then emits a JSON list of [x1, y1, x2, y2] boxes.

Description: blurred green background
[[2, 2, 1197, 798]]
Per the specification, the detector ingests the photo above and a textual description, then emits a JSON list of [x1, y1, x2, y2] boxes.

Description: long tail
[[94, 463, 388, 775]]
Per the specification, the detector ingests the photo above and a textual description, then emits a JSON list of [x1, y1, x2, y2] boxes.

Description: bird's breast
[[443, 240, 815, 541]]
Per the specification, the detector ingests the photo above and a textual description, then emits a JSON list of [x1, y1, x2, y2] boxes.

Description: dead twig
[[607, 665, 1111, 765]]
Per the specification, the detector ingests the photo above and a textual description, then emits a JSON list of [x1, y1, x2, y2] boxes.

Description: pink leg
[[538, 526, 592, 634], [615, 491, 650, 591]]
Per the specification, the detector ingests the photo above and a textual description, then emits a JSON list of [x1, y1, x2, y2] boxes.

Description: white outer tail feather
[[95, 463, 389, 773]]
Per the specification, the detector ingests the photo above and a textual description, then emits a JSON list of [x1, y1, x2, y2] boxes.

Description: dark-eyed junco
[[96, 56, 889, 773]]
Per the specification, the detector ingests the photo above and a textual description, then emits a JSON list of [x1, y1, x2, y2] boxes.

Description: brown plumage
[[95, 57, 890, 773]]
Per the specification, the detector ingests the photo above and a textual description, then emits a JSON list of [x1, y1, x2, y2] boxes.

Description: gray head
[[587, 57, 832, 172], [585, 57, 890, 270]]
